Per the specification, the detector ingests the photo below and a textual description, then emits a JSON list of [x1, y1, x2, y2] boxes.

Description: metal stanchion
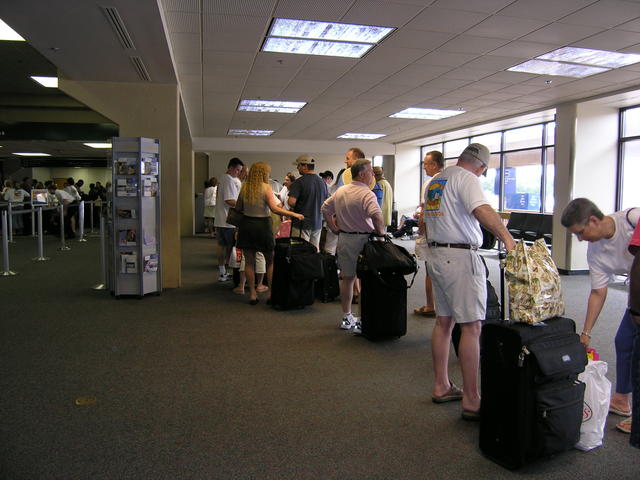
[[93, 213, 108, 290], [89, 200, 95, 233], [1, 210, 17, 276], [7, 202, 14, 244], [31, 203, 36, 237], [78, 200, 87, 242], [59, 204, 70, 251], [32, 207, 49, 262]]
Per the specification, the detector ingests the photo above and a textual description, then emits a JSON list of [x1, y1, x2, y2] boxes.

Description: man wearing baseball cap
[[424, 143, 515, 421], [288, 154, 329, 249]]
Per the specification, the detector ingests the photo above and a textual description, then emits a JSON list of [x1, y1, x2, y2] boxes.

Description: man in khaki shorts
[[321, 158, 385, 333], [424, 144, 515, 421]]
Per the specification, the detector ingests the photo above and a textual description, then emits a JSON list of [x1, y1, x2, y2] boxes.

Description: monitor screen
[[31, 189, 48, 205]]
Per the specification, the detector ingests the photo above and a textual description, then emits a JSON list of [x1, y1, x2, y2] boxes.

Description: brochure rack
[[109, 137, 161, 297]]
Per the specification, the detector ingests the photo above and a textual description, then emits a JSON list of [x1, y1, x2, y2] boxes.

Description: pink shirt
[[630, 221, 640, 255], [321, 181, 381, 233]]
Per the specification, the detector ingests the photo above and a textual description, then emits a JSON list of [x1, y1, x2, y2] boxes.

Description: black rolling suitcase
[[359, 271, 407, 339], [479, 254, 587, 470], [270, 236, 316, 310], [315, 252, 340, 302]]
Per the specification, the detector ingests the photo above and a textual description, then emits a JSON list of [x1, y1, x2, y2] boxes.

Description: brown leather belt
[[429, 242, 478, 251]]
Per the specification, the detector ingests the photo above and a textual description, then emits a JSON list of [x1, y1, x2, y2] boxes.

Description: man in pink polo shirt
[[322, 158, 385, 332]]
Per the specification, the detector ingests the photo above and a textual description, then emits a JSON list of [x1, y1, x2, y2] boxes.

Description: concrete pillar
[[59, 78, 182, 288]]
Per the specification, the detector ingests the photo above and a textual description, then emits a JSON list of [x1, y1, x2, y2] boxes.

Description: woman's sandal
[[414, 306, 436, 316]]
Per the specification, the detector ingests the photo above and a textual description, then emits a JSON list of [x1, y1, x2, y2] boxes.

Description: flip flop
[[432, 384, 463, 403], [462, 409, 481, 421], [610, 405, 632, 417], [414, 306, 436, 316], [616, 417, 632, 433]]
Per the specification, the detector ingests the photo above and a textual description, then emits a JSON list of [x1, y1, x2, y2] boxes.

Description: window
[[619, 106, 640, 209], [419, 120, 555, 213]]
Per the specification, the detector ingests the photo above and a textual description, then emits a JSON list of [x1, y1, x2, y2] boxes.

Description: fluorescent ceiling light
[[269, 18, 394, 43], [228, 129, 274, 136], [262, 18, 394, 58], [508, 59, 609, 78], [12, 152, 51, 156], [537, 47, 640, 68], [389, 108, 465, 120], [337, 133, 386, 140], [263, 37, 372, 58], [83, 142, 112, 149], [0, 18, 24, 41], [30, 76, 58, 88], [238, 99, 306, 114]]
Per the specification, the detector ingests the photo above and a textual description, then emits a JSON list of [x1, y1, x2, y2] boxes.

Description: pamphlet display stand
[[110, 137, 161, 297]]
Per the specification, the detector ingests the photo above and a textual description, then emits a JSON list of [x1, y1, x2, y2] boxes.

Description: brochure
[[144, 254, 158, 273], [118, 229, 137, 246], [116, 178, 138, 197], [120, 252, 138, 274], [115, 157, 137, 175], [116, 208, 137, 219]]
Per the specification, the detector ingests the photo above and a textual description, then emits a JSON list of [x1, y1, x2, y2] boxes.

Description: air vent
[[102, 6, 135, 50], [130, 56, 151, 81]]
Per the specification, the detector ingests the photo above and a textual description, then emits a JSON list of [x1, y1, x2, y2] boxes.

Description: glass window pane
[[544, 147, 555, 214], [621, 140, 640, 209], [504, 124, 544, 150], [479, 153, 500, 210], [443, 138, 468, 158], [471, 132, 502, 152], [503, 149, 542, 211], [372, 155, 383, 167], [545, 122, 555, 146], [623, 107, 640, 138]]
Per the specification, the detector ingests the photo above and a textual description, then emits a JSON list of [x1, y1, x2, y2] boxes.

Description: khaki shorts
[[427, 247, 486, 323], [336, 233, 370, 277]]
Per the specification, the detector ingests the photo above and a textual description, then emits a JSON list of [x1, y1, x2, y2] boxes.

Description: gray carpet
[[0, 234, 636, 479]]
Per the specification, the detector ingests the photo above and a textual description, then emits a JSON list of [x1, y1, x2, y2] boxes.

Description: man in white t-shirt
[[213, 157, 244, 282], [48, 184, 76, 238], [561, 198, 640, 425], [424, 143, 515, 421]]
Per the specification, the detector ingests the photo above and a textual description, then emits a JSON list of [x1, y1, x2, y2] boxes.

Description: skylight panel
[[262, 18, 394, 58], [228, 129, 274, 136], [263, 37, 372, 58], [30, 76, 58, 88], [0, 18, 24, 41], [238, 100, 306, 114], [269, 18, 394, 44], [337, 133, 386, 140], [507, 59, 609, 78], [83, 143, 112, 149], [537, 47, 640, 68], [389, 108, 465, 120]]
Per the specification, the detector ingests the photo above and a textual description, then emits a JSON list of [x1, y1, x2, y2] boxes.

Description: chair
[[521, 214, 544, 242], [506, 212, 527, 239]]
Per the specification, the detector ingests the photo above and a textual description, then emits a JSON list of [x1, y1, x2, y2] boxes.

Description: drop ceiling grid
[[497, 0, 598, 21], [573, 28, 640, 50], [161, 0, 200, 14], [560, 1, 640, 29], [203, 0, 277, 16], [165, 11, 200, 33], [340, 0, 427, 26], [273, 0, 354, 21]]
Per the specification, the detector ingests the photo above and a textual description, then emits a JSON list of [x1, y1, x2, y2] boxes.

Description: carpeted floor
[[0, 233, 636, 479]]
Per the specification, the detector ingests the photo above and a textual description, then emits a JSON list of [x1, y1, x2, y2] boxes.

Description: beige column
[[59, 78, 182, 288], [179, 102, 194, 236]]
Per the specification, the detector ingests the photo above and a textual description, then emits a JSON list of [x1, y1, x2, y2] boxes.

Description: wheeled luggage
[[479, 317, 587, 469], [359, 271, 407, 339], [315, 252, 340, 302], [270, 236, 317, 310]]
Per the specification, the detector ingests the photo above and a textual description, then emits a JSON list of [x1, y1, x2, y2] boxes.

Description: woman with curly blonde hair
[[236, 162, 303, 305]]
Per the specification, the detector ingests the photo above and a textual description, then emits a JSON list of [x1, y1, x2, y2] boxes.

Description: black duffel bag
[[357, 234, 418, 278]]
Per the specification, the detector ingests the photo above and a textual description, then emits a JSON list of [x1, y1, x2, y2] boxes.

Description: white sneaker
[[340, 313, 358, 330], [218, 273, 230, 282], [352, 320, 362, 335]]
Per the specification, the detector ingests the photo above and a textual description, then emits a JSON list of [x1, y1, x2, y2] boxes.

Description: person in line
[[560, 198, 639, 431], [373, 167, 393, 228], [214, 158, 244, 282], [321, 158, 385, 332], [278, 173, 296, 210], [288, 155, 328, 250], [47, 183, 76, 238], [628, 220, 640, 443], [424, 143, 515, 421], [204, 177, 218, 237], [414, 151, 444, 317], [236, 162, 303, 305], [319, 170, 333, 192]]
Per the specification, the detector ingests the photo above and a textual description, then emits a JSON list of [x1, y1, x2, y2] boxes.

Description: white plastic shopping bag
[[575, 360, 611, 451]]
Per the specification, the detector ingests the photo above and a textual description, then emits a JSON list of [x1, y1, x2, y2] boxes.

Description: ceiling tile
[[274, 0, 352, 21], [356, 45, 428, 73], [498, 0, 596, 21], [430, 0, 515, 14], [203, 0, 276, 16], [165, 12, 200, 33], [161, 0, 200, 13], [341, 1, 426, 26], [520, 22, 604, 44], [382, 29, 453, 50], [405, 7, 489, 33], [488, 40, 560, 58], [560, 0, 640, 29], [385, 64, 451, 86], [463, 55, 526, 70], [465, 16, 550, 40], [439, 35, 510, 54], [573, 28, 640, 50], [441, 67, 495, 81], [415, 51, 479, 67]]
